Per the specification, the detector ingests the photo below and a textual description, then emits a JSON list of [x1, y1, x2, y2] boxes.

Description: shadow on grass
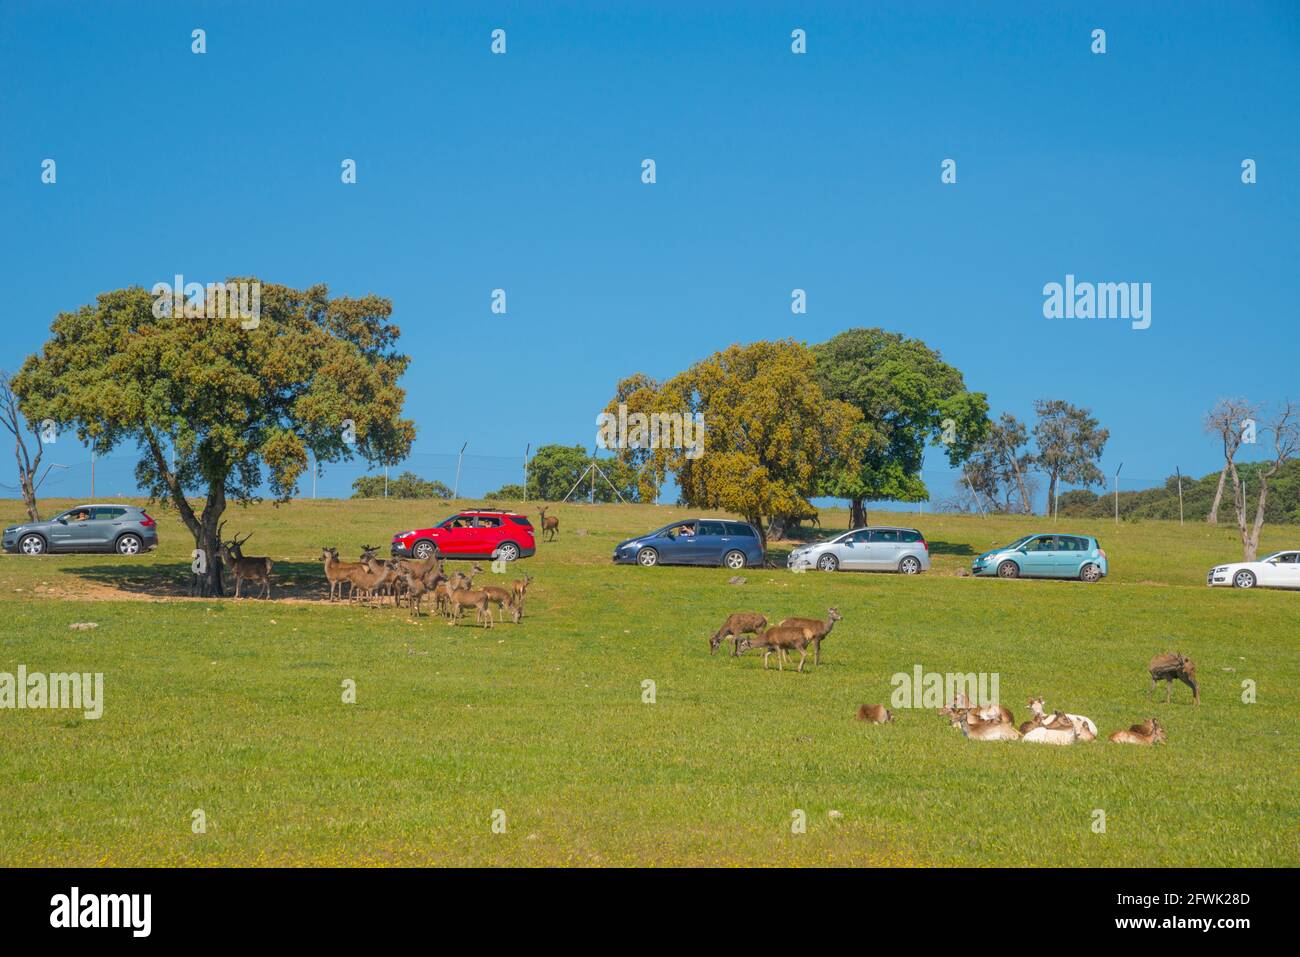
[[59, 560, 333, 600], [926, 540, 976, 557]]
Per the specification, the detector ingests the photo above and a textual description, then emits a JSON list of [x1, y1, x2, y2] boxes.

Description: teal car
[[971, 533, 1108, 583]]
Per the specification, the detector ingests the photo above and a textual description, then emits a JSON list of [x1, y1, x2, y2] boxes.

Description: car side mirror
[[57, 518, 67, 525]]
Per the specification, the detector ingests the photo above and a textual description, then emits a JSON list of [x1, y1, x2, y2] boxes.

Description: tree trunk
[[1045, 473, 1058, 517], [144, 432, 227, 596], [850, 498, 866, 529], [1207, 466, 1227, 524]]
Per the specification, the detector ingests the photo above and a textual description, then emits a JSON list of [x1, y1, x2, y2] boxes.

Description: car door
[[658, 522, 697, 564], [866, 528, 902, 568], [89, 507, 128, 550], [47, 510, 81, 551], [691, 521, 727, 564], [436, 515, 473, 556], [837, 530, 872, 569], [1018, 536, 1056, 577], [1054, 536, 1087, 578], [472, 516, 504, 556], [1264, 552, 1300, 588]]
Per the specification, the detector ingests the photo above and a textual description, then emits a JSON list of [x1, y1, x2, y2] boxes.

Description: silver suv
[[3, 504, 159, 556], [787, 525, 930, 574]]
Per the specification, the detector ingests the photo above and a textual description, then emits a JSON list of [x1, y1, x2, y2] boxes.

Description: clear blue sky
[[2, 1, 1297, 501]]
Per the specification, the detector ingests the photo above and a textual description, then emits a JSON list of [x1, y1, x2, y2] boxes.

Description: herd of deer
[[319, 546, 534, 625], [856, 653, 1198, 747], [709, 608, 842, 672]]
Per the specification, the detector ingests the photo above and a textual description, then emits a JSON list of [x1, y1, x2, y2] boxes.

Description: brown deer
[[710, 612, 768, 656], [737, 625, 815, 673], [446, 585, 493, 628], [479, 584, 516, 623], [218, 524, 273, 599], [1109, 718, 1166, 745], [1021, 712, 1080, 745], [509, 576, 533, 620], [777, 608, 842, 666], [1027, 695, 1097, 738], [1149, 652, 1200, 705], [448, 562, 484, 593], [956, 709, 1022, 741], [538, 507, 559, 542], [856, 703, 894, 724], [399, 568, 436, 618], [320, 547, 365, 602]]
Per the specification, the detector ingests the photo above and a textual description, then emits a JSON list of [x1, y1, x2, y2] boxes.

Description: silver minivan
[[787, 526, 930, 574]]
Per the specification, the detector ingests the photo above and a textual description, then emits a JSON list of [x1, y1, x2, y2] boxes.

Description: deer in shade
[[710, 612, 768, 656], [538, 507, 559, 542], [218, 523, 272, 599], [1148, 652, 1200, 705]]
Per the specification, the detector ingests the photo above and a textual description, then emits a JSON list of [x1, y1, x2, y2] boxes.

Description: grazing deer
[[737, 625, 814, 673], [479, 584, 516, 623], [509, 576, 533, 620], [1109, 718, 1166, 745], [956, 710, 1022, 741], [778, 607, 842, 666], [710, 612, 768, 656], [1027, 695, 1098, 738], [856, 703, 894, 724], [1022, 712, 1080, 745], [538, 507, 559, 542], [218, 524, 273, 599], [1149, 652, 1200, 705], [446, 585, 493, 628], [321, 547, 365, 602]]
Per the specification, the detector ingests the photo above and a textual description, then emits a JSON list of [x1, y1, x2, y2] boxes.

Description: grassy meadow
[[0, 496, 1296, 867]]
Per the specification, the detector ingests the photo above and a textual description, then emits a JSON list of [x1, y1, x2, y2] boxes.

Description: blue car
[[971, 533, 1108, 582], [613, 519, 764, 570]]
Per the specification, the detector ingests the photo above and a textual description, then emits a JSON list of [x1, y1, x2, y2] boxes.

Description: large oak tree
[[14, 280, 415, 595]]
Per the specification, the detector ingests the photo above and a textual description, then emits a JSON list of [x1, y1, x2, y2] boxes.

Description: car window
[[1032, 536, 1057, 551], [474, 516, 502, 528], [724, 522, 756, 537], [871, 529, 900, 543], [64, 508, 92, 522], [666, 523, 696, 538], [508, 516, 532, 527], [900, 530, 920, 543], [697, 521, 725, 536], [1273, 552, 1298, 564], [91, 507, 126, 520]]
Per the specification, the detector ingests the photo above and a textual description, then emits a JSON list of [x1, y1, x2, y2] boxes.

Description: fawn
[[446, 585, 493, 628]]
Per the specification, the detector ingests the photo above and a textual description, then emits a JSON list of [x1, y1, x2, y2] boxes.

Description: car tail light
[[1098, 548, 1106, 559], [140, 514, 156, 528], [920, 539, 929, 551]]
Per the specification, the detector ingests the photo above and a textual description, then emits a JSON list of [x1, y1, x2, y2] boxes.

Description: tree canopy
[[352, 471, 451, 499], [14, 280, 415, 594]]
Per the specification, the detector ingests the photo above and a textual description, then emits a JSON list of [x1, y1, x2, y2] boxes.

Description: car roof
[[846, 525, 919, 532]]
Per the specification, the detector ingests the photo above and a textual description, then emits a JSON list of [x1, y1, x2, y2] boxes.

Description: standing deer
[[737, 625, 816, 673], [778, 608, 842, 666], [446, 585, 493, 628], [321, 547, 366, 601], [538, 507, 559, 542], [710, 612, 768, 656], [510, 576, 533, 620], [218, 524, 273, 599], [479, 584, 516, 623], [1149, 652, 1200, 705], [399, 568, 436, 618]]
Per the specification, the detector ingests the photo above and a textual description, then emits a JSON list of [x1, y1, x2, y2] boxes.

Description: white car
[[1207, 550, 1300, 589]]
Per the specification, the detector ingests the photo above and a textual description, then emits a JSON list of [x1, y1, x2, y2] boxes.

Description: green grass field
[[1, 497, 1296, 866]]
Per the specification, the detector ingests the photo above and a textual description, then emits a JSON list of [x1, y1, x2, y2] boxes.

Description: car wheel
[[1080, 562, 1102, 583], [723, 549, 747, 570], [1233, 569, 1257, 589], [816, 554, 839, 572], [997, 560, 1020, 579], [116, 534, 143, 556], [899, 556, 922, 575], [495, 542, 520, 562], [18, 533, 46, 555], [637, 547, 659, 567], [413, 540, 436, 560]]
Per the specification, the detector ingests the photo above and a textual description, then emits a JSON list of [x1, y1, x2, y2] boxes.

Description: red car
[[390, 509, 536, 562]]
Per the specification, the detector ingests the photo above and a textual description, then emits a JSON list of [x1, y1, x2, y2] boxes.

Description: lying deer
[[856, 704, 894, 724], [1021, 711, 1080, 745], [1149, 652, 1200, 705], [955, 709, 1021, 741], [1027, 695, 1097, 739], [710, 612, 767, 656], [1109, 718, 1166, 745], [942, 692, 1013, 726], [737, 625, 815, 673], [778, 608, 842, 666], [218, 524, 273, 599], [538, 507, 559, 542]]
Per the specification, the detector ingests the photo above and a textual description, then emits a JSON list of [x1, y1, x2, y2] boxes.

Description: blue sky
[[1, 1, 1297, 502]]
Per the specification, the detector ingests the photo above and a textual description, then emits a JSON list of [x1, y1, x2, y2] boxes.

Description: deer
[[1027, 695, 1098, 739], [398, 567, 437, 618], [856, 703, 894, 724], [1149, 652, 1200, 705], [955, 709, 1022, 741], [941, 692, 1013, 726], [217, 523, 273, 599], [447, 562, 484, 593], [777, 608, 842, 666], [1108, 718, 1166, 745], [446, 584, 493, 628], [358, 551, 404, 606], [538, 507, 559, 542], [508, 576, 533, 620], [348, 558, 394, 608], [479, 583, 516, 623], [709, 612, 768, 656], [1021, 711, 1080, 745], [320, 547, 365, 602], [737, 625, 815, 673]]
